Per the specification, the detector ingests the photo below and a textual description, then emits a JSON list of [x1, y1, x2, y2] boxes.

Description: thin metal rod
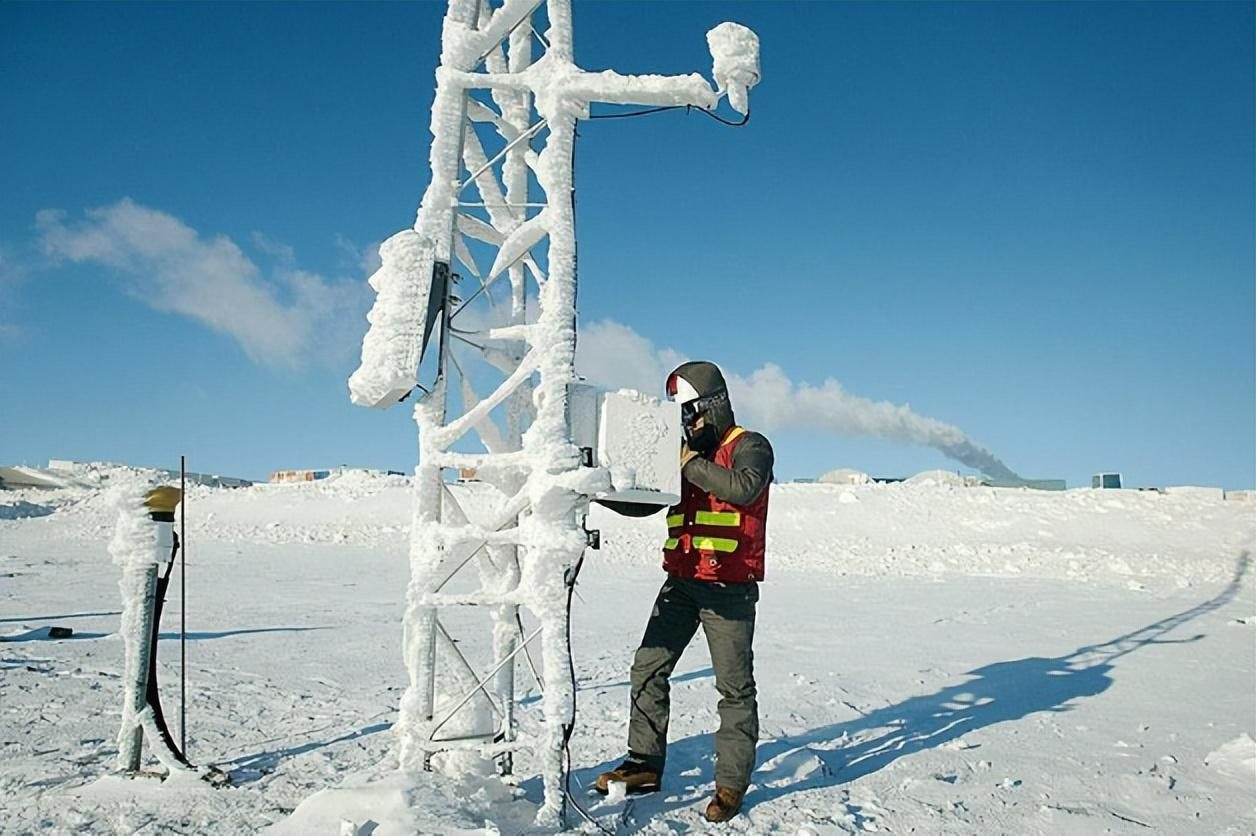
[[428, 624, 543, 740], [528, 22, 550, 51], [457, 202, 548, 208], [435, 620, 505, 720], [432, 484, 523, 594], [452, 332, 487, 352], [457, 118, 548, 196], [179, 454, 187, 757], [517, 611, 545, 692], [450, 253, 544, 322], [430, 731, 501, 744], [450, 282, 494, 320]]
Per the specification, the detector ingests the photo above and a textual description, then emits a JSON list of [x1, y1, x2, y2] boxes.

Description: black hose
[[561, 554, 615, 835], [145, 535, 192, 767]]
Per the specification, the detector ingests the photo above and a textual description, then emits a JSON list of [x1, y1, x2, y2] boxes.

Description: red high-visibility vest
[[662, 426, 768, 583]]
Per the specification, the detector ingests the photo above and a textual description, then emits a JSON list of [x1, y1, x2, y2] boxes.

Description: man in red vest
[[596, 361, 773, 823]]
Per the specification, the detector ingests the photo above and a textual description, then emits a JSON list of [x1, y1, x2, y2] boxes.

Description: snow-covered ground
[[2, 471, 1254, 834]]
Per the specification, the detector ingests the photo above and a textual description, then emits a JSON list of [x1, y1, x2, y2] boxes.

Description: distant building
[[1092, 473, 1122, 489], [270, 469, 332, 483], [983, 477, 1067, 491]]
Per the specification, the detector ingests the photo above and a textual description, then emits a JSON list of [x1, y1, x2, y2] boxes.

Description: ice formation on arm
[[706, 22, 760, 116]]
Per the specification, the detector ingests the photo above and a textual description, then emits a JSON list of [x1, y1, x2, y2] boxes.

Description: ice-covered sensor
[[570, 387, 681, 516], [348, 230, 448, 409], [111, 486, 183, 773], [707, 22, 760, 116]]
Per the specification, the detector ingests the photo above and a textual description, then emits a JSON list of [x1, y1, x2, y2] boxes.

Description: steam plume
[[577, 320, 1022, 481]]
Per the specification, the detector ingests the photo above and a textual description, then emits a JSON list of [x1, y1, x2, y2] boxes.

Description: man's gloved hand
[[681, 442, 699, 469]]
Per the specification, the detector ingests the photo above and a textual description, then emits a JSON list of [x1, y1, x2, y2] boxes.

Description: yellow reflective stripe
[[666, 514, 684, 528], [663, 538, 679, 550], [721, 426, 746, 447], [692, 536, 738, 553], [694, 510, 741, 527]]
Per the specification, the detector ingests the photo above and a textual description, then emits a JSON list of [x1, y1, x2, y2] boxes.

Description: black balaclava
[[668, 361, 736, 455]]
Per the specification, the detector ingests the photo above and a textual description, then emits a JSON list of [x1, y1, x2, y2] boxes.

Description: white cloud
[[576, 319, 687, 396], [335, 233, 383, 277], [576, 318, 1020, 480], [36, 199, 368, 367], [249, 231, 296, 264]]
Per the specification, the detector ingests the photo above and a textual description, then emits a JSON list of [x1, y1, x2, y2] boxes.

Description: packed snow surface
[[2, 467, 1253, 833]]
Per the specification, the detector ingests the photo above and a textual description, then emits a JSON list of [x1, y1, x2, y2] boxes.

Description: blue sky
[[2, 1, 1252, 489]]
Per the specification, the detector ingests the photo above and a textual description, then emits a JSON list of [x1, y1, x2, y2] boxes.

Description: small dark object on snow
[[49, 627, 73, 639]]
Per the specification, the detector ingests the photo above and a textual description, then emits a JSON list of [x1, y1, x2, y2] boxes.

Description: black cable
[[587, 104, 684, 120], [147, 544, 192, 767], [695, 107, 750, 127], [560, 554, 615, 835], [586, 103, 750, 128]]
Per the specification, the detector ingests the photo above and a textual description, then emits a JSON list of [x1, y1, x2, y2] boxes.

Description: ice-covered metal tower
[[349, 0, 758, 823]]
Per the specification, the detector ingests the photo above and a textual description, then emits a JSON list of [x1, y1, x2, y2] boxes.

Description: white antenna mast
[[349, 0, 759, 825]]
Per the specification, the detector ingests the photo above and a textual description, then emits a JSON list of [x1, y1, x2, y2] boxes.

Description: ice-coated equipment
[[707, 22, 760, 116], [570, 386, 682, 515], [348, 231, 448, 409], [113, 487, 183, 774], [110, 485, 227, 784]]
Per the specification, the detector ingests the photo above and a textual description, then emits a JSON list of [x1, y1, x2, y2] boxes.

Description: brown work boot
[[594, 759, 661, 796], [703, 786, 744, 823]]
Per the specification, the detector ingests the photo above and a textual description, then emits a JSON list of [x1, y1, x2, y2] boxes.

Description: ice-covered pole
[[110, 485, 186, 774]]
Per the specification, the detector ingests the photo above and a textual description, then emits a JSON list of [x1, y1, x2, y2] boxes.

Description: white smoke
[[577, 319, 1021, 481]]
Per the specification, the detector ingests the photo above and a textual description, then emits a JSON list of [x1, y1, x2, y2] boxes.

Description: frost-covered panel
[[598, 390, 681, 496], [348, 230, 437, 409]]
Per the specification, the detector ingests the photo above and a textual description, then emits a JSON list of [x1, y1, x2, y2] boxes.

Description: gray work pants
[[627, 576, 759, 793]]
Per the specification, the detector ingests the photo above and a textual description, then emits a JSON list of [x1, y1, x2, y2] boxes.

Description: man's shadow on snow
[[578, 552, 1249, 826]]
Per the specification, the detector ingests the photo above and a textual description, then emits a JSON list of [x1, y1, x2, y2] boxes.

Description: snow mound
[[906, 469, 969, 487], [819, 468, 871, 486], [1163, 485, 1226, 501], [1205, 733, 1256, 783], [268, 770, 535, 836]]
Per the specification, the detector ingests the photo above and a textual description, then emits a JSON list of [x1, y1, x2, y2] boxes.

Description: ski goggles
[[679, 389, 729, 428]]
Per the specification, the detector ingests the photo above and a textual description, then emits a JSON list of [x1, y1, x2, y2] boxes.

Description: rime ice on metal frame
[[348, 0, 758, 825]]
